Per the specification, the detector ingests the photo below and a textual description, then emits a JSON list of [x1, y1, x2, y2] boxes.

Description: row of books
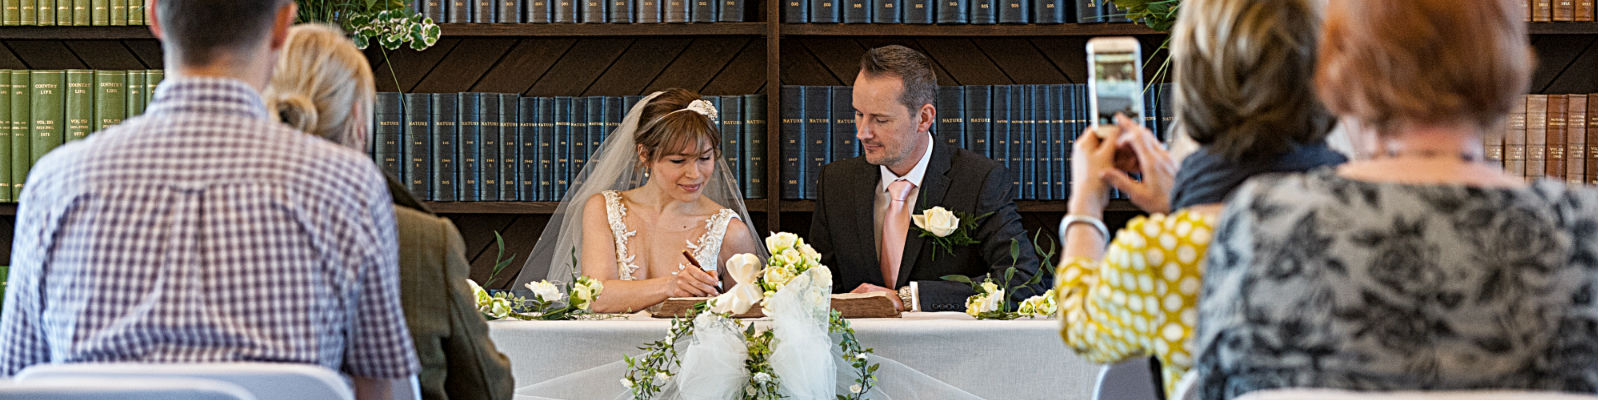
[[1495, 94, 1598, 184], [371, 92, 769, 202], [1524, 0, 1596, 22], [0, 0, 146, 26], [779, 0, 1130, 24], [779, 83, 1172, 201], [0, 69, 162, 202], [414, 0, 752, 24]]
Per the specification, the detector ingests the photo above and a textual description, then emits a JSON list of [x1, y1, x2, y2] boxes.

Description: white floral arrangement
[[912, 206, 992, 260], [944, 231, 1060, 320], [622, 232, 878, 400], [470, 249, 605, 321]]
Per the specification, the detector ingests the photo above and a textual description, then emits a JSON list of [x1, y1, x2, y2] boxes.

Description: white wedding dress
[[602, 190, 737, 280]]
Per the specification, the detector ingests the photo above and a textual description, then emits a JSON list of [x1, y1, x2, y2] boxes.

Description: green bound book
[[125, 0, 136, 24], [125, 70, 143, 118], [70, 0, 86, 25], [106, 0, 120, 24], [30, 70, 64, 164], [4, 0, 19, 25], [0, 70, 12, 203], [144, 69, 159, 105], [94, 70, 124, 131], [38, 0, 53, 25], [20, 0, 34, 24], [63, 69, 91, 142], [10, 71, 28, 199], [89, 0, 102, 24], [55, 0, 68, 25]]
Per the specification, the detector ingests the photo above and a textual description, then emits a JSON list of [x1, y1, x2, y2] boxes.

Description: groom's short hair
[[157, 0, 291, 67], [859, 45, 938, 114]]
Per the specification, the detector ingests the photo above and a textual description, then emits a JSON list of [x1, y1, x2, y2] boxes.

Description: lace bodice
[[602, 190, 737, 280]]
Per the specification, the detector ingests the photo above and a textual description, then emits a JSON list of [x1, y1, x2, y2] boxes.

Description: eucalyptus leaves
[[296, 0, 441, 50]]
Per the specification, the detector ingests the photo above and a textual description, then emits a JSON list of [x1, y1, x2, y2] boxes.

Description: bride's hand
[[665, 264, 721, 298]]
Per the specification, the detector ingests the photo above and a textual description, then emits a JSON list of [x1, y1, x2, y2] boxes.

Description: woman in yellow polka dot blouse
[[1054, 0, 1343, 396]]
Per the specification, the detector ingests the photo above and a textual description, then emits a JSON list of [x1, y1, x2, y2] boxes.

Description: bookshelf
[[0, 17, 1592, 288]]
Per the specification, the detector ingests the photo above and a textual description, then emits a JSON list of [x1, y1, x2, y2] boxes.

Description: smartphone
[[1087, 37, 1145, 139]]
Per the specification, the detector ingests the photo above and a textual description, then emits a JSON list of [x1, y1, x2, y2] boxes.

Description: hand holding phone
[[1087, 37, 1145, 139]]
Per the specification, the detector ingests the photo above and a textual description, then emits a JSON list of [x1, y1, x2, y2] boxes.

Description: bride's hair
[[634, 88, 721, 168]]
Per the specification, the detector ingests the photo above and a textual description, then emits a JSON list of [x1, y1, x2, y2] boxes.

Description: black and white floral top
[[1194, 169, 1598, 399]]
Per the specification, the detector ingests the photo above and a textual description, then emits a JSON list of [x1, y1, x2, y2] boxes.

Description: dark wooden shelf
[[780, 23, 1160, 36], [422, 199, 771, 214], [439, 22, 767, 37], [0, 26, 153, 39], [1529, 22, 1598, 34], [776, 199, 1140, 213]]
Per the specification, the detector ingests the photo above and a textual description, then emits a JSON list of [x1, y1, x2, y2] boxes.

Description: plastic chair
[[1092, 358, 1161, 400], [1236, 389, 1598, 400], [0, 376, 256, 400], [16, 362, 354, 400]]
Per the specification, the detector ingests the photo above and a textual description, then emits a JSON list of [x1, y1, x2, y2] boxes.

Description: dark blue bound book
[[803, 86, 832, 200], [1034, 0, 1063, 23], [480, 94, 501, 202], [583, 0, 607, 22], [719, 95, 743, 189], [904, 0, 932, 24], [622, 95, 644, 115], [779, 86, 804, 200], [529, 0, 553, 22], [475, 0, 496, 22], [605, 96, 624, 144], [990, 85, 1010, 172], [830, 86, 858, 163], [783, 0, 808, 23], [998, 0, 1025, 24], [555, 0, 577, 23], [375, 92, 405, 183], [810, 0, 839, 23], [1036, 84, 1055, 200], [1102, 0, 1128, 22], [872, 0, 900, 23], [423, 0, 446, 23], [536, 97, 557, 202], [1051, 84, 1069, 200], [569, 97, 589, 189], [457, 93, 482, 202], [664, 0, 689, 22], [1074, 0, 1099, 23], [692, 0, 715, 22], [552, 97, 572, 201], [499, 0, 522, 22], [404, 93, 432, 200], [1070, 83, 1088, 197], [936, 86, 964, 149], [449, 0, 472, 22], [965, 85, 992, 158], [1157, 83, 1173, 142], [1007, 84, 1025, 200], [500, 94, 520, 201], [639, 0, 663, 22], [611, 0, 634, 22], [970, 0, 995, 24], [843, 0, 870, 23], [432, 93, 459, 202], [584, 96, 606, 179], [743, 94, 767, 199], [718, 0, 743, 21], [518, 97, 539, 202], [1024, 85, 1043, 200], [936, 0, 966, 23]]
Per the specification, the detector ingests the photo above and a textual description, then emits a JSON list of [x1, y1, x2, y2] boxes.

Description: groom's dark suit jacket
[[809, 141, 1045, 312]]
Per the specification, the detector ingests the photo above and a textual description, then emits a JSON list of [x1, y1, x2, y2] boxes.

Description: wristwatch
[[897, 282, 919, 312]]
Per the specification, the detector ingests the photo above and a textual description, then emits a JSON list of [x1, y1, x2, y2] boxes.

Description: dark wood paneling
[[778, 42, 841, 86], [0, 44, 28, 69], [915, 38, 1010, 85], [368, 38, 461, 92], [699, 39, 767, 95], [63, 41, 148, 69], [122, 40, 163, 69], [797, 38, 866, 86], [585, 38, 693, 96], [1029, 37, 1089, 83], [1535, 35, 1598, 93], [471, 38, 577, 94], [6, 40, 86, 69], [970, 37, 1069, 84], [525, 38, 632, 96], [411, 38, 519, 93], [647, 37, 752, 95]]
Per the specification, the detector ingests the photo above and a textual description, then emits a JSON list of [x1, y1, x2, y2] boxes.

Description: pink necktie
[[881, 179, 914, 289]]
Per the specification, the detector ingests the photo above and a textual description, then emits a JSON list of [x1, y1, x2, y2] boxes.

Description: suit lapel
[[844, 160, 884, 285], [897, 142, 951, 288]]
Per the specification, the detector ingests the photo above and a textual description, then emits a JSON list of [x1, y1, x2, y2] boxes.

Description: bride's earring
[[643, 166, 650, 180]]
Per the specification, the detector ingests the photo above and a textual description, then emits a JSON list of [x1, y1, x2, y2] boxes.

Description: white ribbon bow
[[710, 253, 763, 314]]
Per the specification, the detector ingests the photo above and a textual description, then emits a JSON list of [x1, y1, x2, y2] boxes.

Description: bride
[[515, 89, 764, 313]]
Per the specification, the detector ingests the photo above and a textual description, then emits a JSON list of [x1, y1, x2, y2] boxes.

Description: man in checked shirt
[[0, 0, 420, 398]]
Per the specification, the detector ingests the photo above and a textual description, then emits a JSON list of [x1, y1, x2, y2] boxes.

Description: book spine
[[692, 0, 714, 22], [904, 0, 930, 23], [783, 0, 806, 22], [664, 0, 688, 22], [528, 0, 550, 22], [1101, 0, 1128, 22], [583, 0, 606, 22], [404, 93, 431, 200], [808, 0, 836, 22], [843, 0, 869, 23], [604, 96, 622, 155], [125, 70, 143, 118], [1535, 0, 1552, 22], [1074, 0, 1098, 23], [743, 93, 765, 199], [966, 85, 991, 157], [935, 0, 964, 23], [1157, 83, 1174, 142], [555, 0, 576, 22], [480, 94, 501, 202], [144, 70, 160, 108], [1033, 84, 1050, 200], [803, 86, 831, 200], [569, 97, 589, 182], [476, 0, 495, 22], [38, 0, 53, 25], [1054, 84, 1070, 199], [1580, 0, 1594, 21], [719, 95, 743, 190], [500, 93, 519, 201], [830, 86, 857, 163], [717, 0, 741, 21], [538, 97, 556, 201], [1556, 0, 1574, 21], [584, 97, 605, 178], [52, 0, 65, 25], [459, 93, 482, 202], [500, 0, 521, 22], [1549, 94, 1568, 180], [1507, 95, 1528, 177], [519, 97, 539, 201], [450, 0, 472, 22], [969, 0, 994, 24], [29, 70, 63, 164], [611, 0, 634, 22], [991, 85, 1010, 174], [1589, 93, 1598, 184], [998, 0, 1024, 24], [936, 86, 964, 148], [9, 71, 27, 199], [19, 0, 32, 25], [779, 86, 803, 200], [0, 70, 9, 202], [433, 93, 459, 202], [89, 0, 102, 25], [375, 92, 405, 183], [429, 0, 447, 22], [1527, 94, 1547, 180], [4, 0, 18, 25], [871, 0, 898, 23], [552, 97, 570, 200], [638, 0, 661, 22], [124, 0, 136, 24], [1569, 94, 1587, 185], [63, 69, 91, 142], [1034, 0, 1063, 23], [1485, 93, 1506, 167], [70, 0, 84, 25]]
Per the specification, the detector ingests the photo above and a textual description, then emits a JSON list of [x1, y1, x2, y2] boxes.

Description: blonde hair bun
[[270, 93, 320, 134]]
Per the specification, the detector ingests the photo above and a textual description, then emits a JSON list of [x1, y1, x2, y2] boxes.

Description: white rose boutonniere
[[911, 206, 992, 260]]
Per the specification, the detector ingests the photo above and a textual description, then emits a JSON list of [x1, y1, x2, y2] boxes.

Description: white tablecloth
[[487, 312, 1100, 400]]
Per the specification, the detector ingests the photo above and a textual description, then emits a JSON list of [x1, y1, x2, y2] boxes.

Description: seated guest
[[1054, 0, 1340, 395], [265, 24, 514, 400], [810, 45, 1042, 312], [0, 1, 419, 398], [1194, 0, 1598, 398]]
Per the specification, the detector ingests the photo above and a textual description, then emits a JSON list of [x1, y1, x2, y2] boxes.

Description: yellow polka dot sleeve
[[1055, 210, 1213, 395]]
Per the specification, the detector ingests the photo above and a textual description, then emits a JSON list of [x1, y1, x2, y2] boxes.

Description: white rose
[[488, 297, 512, 318], [753, 372, 771, 384], [912, 206, 960, 237], [850, 384, 862, 394], [524, 280, 561, 303], [766, 232, 799, 254], [965, 294, 984, 317], [1018, 291, 1057, 317], [656, 371, 670, 381], [779, 248, 802, 266], [799, 244, 822, 263], [980, 289, 1005, 313], [571, 279, 603, 311], [621, 378, 634, 388], [763, 266, 794, 290], [979, 281, 999, 294]]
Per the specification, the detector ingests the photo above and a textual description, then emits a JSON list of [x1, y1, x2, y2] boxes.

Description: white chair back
[[16, 362, 353, 400], [0, 377, 256, 400], [1092, 358, 1161, 400], [1237, 389, 1598, 400]]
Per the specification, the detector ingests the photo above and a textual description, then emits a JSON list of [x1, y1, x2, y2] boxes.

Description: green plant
[[483, 230, 516, 288], [1107, 0, 1180, 32], [942, 230, 1060, 320], [295, 0, 441, 51]]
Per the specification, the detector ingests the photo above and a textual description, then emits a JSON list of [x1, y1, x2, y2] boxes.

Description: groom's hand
[[851, 283, 904, 311]]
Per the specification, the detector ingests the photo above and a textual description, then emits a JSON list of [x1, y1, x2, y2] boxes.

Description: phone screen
[[1092, 51, 1143, 127]]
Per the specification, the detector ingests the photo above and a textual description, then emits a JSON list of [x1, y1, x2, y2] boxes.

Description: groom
[[809, 45, 1043, 312]]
